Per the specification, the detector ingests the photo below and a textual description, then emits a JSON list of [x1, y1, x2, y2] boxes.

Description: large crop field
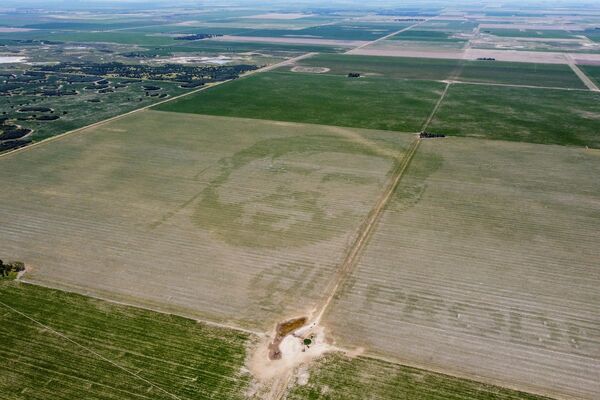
[[155, 71, 444, 132], [428, 83, 600, 147], [323, 138, 600, 399], [293, 54, 585, 88], [0, 110, 412, 331], [0, 281, 252, 399]]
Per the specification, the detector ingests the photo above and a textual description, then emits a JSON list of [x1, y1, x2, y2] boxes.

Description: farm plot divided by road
[[322, 138, 600, 400], [0, 110, 413, 331]]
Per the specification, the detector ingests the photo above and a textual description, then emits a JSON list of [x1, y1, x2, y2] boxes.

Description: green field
[[293, 54, 584, 88], [483, 28, 576, 39], [458, 61, 586, 88], [0, 30, 179, 46], [0, 281, 252, 399], [579, 64, 600, 86], [295, 54, 461, 80], [428, 83, 600, 147], [155, 71, 444, 132], [390, 29, 467, 42], [287, 354, 551, 400], [418, 19, 479, 33]]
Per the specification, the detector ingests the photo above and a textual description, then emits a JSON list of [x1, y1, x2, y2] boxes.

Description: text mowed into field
[[294, 54, 585, 88], [0, 110, 413, 330], [324, 138, 600, 400], [0, 281, 251, 399], [429, 84, 600, 147], [155, 72, 444, 132]]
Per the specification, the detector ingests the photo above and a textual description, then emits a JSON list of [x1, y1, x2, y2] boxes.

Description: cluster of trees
[[37, 62, 259, 84], [0, 260, 25, 278], [0, 117, 32, 151], [174, 33, 222, 41]]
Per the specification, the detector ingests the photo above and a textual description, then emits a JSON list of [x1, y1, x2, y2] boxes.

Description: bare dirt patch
[[290, 66, 330, 74]]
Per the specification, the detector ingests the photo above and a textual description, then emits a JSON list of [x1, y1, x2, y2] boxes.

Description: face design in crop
[[193, 134, 390, 248]]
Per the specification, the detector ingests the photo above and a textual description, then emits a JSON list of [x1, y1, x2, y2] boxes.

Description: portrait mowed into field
[[0, 110, 413, 329], [193, 134, 389, 248]]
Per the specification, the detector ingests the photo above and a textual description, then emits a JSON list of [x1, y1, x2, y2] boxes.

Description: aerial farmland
[[0, 1, 599, 400]]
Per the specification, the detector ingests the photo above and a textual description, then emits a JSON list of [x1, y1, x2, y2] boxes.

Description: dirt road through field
[[348, 18, 432, 52], [564, 54, 600, 91]]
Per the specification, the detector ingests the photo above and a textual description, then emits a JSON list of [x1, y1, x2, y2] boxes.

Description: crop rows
[[0, 281, 251, 399]]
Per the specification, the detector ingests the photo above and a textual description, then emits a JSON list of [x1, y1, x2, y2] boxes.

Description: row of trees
[[37, 62, 259, 84]]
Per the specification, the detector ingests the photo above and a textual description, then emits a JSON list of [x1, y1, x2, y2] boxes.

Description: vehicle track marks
[[314, 137, 421, 325]]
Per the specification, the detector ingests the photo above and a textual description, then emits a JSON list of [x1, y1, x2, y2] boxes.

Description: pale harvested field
[[349, 41, 594, 64], [240, 13, 316, 20], [0, 110, 413, 331], [323, 138, 600, 400], [348, 41, 466, 59], [211, 35, 366, 47]]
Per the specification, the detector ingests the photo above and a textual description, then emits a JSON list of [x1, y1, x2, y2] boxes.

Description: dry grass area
[[0, 110, 413, 331], [323, 138, 600, 400]]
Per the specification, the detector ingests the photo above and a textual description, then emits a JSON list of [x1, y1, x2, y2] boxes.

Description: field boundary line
[[314, 137, 421, 324], [0, 52, 316, 160], [347, 18, 433, 53], [449, 79, 591, 92], [422, 81, 451, 131], [19, 279, 264, 336], [0, 299, 186, 400], [564, 54, 600, 91]]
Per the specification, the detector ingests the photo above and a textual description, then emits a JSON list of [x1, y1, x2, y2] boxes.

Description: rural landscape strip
[[19, 279, 264, 336], [564, 54, 600, 91], [0, 298, 185, 400], [0, 52, 316, 160]]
